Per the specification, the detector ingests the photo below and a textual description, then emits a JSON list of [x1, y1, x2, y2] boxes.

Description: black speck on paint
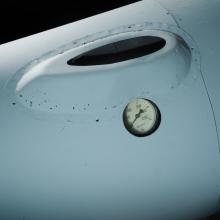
[[50, 107, 53, 110], [96, 119, 99, 122], [72, 106, 75, 110], [19, 94, 23, 98], [12, 102, 16, 106]]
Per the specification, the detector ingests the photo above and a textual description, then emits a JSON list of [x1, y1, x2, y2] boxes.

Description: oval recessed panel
[[13, 31, 191, 115]]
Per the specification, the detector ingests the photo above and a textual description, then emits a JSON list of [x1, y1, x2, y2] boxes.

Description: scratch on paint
[[60, 126, 66, 132]]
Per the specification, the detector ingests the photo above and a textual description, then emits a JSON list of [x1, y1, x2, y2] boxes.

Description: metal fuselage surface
[[0, 1, 220, 220]]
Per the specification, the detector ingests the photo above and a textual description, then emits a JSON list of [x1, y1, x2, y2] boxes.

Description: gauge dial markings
[[123, 98, 161, 137]]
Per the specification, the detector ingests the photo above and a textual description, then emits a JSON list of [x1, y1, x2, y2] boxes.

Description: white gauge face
[[123, 98, 160, 137]]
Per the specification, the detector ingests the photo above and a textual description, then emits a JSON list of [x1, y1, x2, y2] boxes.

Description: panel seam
[[154, 0, 220, 153]]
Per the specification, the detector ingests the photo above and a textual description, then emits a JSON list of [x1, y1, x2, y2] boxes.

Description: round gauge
[[123, 98, 161, 137]]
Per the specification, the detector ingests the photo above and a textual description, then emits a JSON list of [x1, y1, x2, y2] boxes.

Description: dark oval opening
[[67, 36, 166, 66]]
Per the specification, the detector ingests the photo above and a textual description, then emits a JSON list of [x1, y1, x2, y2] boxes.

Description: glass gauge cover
[[123, 98, 161, 137]]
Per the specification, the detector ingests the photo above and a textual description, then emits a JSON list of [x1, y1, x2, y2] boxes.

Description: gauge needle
[[132, 109, 144, 126]]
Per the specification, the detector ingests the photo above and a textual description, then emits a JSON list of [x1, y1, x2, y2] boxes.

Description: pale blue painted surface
[[0, 1, 219, 219]]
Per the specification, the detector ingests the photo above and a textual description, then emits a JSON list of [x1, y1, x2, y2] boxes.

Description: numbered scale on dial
[[123, 98, 161, 137]]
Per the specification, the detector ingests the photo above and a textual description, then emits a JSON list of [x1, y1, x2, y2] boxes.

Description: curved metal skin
[[0, 1, 220, 220]]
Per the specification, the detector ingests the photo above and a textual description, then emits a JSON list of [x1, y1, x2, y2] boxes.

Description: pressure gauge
[[123, 98, 161, 137]]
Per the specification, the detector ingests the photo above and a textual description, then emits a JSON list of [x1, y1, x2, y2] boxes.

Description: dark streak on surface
[[60, 126, 66, 132]]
